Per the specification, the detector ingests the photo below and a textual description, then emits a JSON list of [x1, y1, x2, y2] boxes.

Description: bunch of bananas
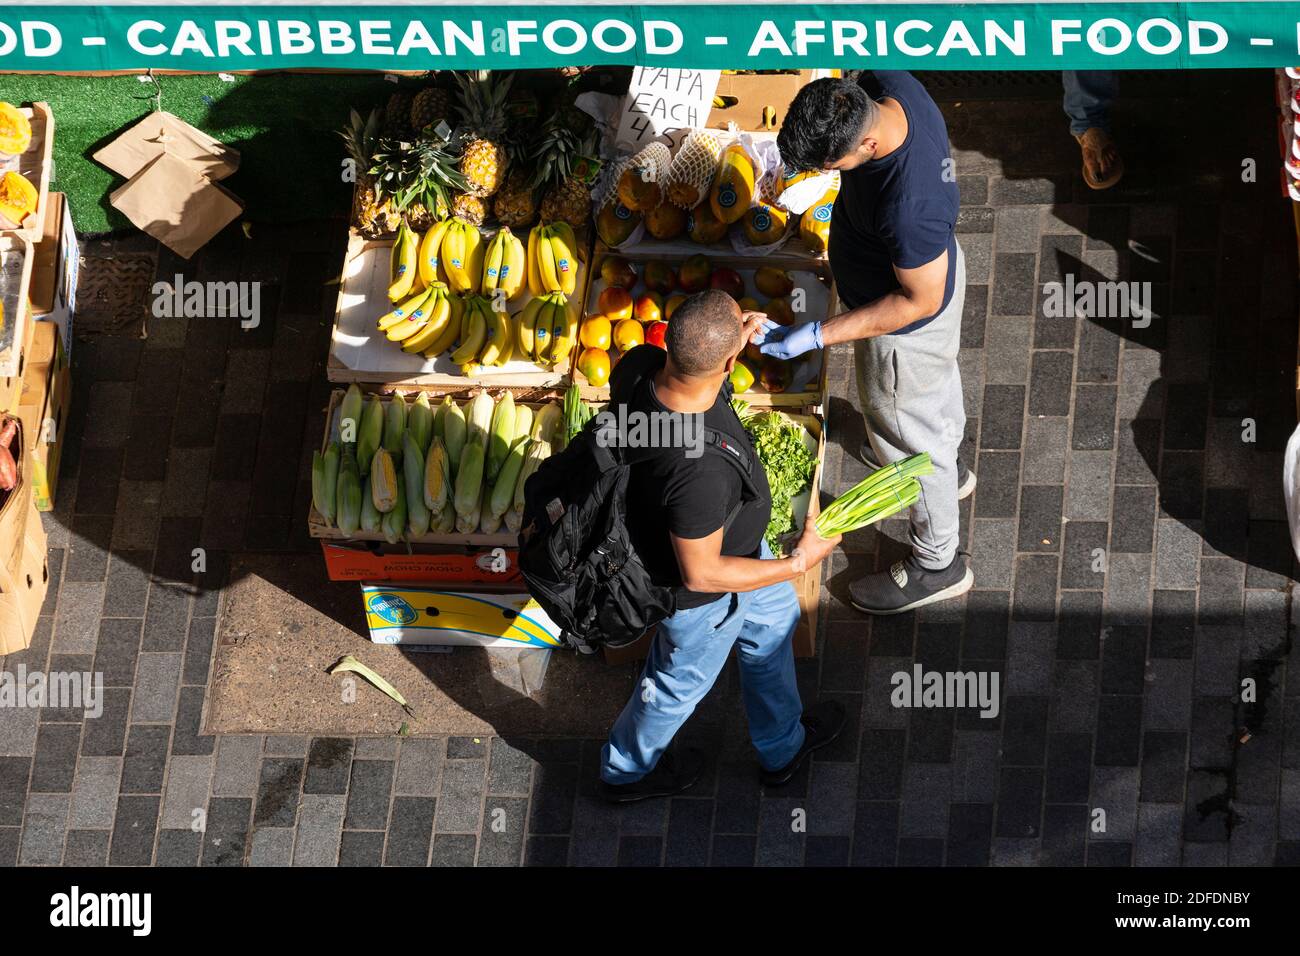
[[527, 222, 579, 297], [376, 217, 582, 373], [516, 290, 578, 367]]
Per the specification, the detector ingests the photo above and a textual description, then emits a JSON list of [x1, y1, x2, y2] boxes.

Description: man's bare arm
[[819, 250, 948, 346]]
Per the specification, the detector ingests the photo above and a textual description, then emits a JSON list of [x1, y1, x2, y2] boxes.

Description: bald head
[[665, 290, 742, 377]]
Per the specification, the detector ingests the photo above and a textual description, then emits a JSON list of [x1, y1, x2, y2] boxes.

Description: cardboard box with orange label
[[17, 319, 69, 511]]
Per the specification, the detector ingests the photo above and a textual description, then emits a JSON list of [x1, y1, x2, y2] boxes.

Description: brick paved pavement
[[2, 71, 1299, 866]]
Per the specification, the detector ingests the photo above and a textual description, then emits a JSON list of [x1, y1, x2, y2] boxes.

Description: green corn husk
[[335, 447, 362, 536], [480, 509, 503, 534], [338, 384, 364, 449], [312, 441, 341, 524], [403, 432, 431, 537], [456, 486, 482, 533], [360, 475, 382, 533], [383, 392, 408, 466], [486, 391, 516, 485], [561, 383, 593, 449], [408, 392, 434, 455], [433, 499, 455, 533], [443, 398, 467, 476], [512, 438, 551, 524], [815, 453, 933, 537], [531, 402, 562, 444], [357, 395, 384, 477], [382, 473, 408, 544]]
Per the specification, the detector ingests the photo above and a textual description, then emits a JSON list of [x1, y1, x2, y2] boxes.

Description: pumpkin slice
[[0, 171, 37, 226], [0, 103, 31, 156]]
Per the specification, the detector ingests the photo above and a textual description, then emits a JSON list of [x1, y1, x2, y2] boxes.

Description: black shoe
[[957, 459, 976, 500], [600, 747, 705, 803], [849, 554, 974, 615], [760, 701, 846, 787]]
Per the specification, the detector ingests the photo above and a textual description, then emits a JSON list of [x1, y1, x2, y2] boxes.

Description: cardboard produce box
[[361, 584, 563, 649], [0, 489, 48, 655], [0, 415, 27, 575], [28, 191, 78, 356], [18, 320, 69, 511], [707, 71, 817, 132], [321, 540, 522, 585]]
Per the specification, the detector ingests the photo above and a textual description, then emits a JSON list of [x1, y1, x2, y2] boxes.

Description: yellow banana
[[441, 221, 473, 294], [535, 225, 560, 293], [547, 292, 570, 365], [417, 219, 452, 286], [481, 229, 505, 297], [547, 220, 579, 260], [401, 288, 453, 353], [547, 230, 577, 296], [478, 295, 512, 366], [464, 223, 485, 295], [450, 295, 488, 365], [378, 285, 434, 331], [424, 294, 464, 358], [497, 228, 525, 300], [526, 224, 546, 297], [385, 312, 429, 342], [516, 296, 543, 359], [387, 220, 419, 302], [551, 291, 580, 365]]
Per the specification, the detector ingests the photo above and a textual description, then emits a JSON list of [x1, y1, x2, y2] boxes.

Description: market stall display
[[0, 101, 53, 242]]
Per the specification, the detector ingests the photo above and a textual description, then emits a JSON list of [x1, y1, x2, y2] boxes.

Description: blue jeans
[[1062, 71, 1118, 135], [600, 542, 806, 783]]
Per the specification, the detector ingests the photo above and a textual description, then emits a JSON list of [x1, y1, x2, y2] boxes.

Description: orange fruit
[[598, 286, 634, 322], [580, 315, 612, 351], [664, 294, 687, 319], [613, 319, 645, 351], [578, 347, 611, 387]]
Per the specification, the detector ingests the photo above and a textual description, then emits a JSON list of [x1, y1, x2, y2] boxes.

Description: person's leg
[[600, 594, 740, 784], [731, 546, 805, 771], [1062, 70, 1118, 135], [853, 245, 966, 571]]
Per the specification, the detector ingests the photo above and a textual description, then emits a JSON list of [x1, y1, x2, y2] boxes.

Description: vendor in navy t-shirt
[[757, 71, 975, 616]]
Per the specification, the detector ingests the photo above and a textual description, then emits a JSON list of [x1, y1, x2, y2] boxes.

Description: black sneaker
[[760, 701, 846, 787], [600, 748, 705, 803], [849, 554, 974, 615], [957, 459, 976, 500]]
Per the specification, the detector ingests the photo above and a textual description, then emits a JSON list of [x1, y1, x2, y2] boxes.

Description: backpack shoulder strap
[[700, 426, 761, 532]]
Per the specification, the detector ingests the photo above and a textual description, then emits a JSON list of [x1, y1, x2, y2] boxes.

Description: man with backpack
[[587, 290, 844, 802]]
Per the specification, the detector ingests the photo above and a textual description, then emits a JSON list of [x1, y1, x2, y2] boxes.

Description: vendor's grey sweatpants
[[853, 241, 966, 571]]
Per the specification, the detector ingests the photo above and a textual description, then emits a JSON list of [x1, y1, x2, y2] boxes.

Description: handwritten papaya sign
[[615, 67, 722, 150]]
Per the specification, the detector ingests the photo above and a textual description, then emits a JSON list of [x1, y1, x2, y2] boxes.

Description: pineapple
[[340, 107, 401, 237], [492, 168, 538, 230], [532, 106, 598, 227], [452, 71, 512, 198], [410, 83, 453, 137], [383, 90, 415, 140], [369, 137, 468, 226], [451, 192, 487, 227]]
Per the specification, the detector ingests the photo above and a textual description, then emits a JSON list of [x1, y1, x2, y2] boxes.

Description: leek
[[815, 453, 933, 537]]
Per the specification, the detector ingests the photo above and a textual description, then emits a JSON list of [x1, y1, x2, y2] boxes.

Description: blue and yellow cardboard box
[[361, 585, 564, 649]]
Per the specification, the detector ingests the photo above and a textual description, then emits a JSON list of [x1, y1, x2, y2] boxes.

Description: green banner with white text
[[0, 3, 1298, 71]]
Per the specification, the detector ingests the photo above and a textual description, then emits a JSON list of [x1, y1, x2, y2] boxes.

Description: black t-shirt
[[611, 345, 771, 610], [828, 70, 959, 332]]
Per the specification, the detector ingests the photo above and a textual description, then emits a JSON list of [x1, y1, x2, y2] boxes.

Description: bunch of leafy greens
[[742, 411, 816, 554]]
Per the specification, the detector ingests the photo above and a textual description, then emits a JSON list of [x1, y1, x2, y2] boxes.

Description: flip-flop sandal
[[1074, 128, 1124, 190]]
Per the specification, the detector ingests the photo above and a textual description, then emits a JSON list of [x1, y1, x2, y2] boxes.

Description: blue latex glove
[[756, 318, 823, 360]]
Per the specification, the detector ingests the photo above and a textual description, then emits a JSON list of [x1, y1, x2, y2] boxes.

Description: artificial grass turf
[[0, 72, 397, 235]]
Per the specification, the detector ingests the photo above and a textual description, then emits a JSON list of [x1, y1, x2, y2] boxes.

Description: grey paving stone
[[213, 735, 262, 796], [293, 793, 346, 866], [807, 763, 856, 836], [994, 206, 1042, 253], [160, 448, 213, 517], [108, 794, 159, 866], [94, 617, 142, 688], [1133, 803, 1182, 866], [63, 828, 110, 866], [1018, 485, 1064, 552], [29, 724, 79, 793], [0, 706, 39, 759], [1228, 809, 1276, 866], [756, 797, 804, 866], [970, 519, 1016, 590], [384, 796, 435, 867], [344, 758, 394, 831], [1006, 623, 1056, 695], [170, 685, 213, 756], [993, 253, 1037, 315], [102, 551, 152, 618], [19, 793, 68, 865], [431, 832, 479, 867], [985, 317, 1033, 383], [254, 758, 303, 828], [353, 737, 398, 760], [1143, 659, 1193, 732], [1104, 553, 1152, 625], [1091, 766, 1138, 841], [864, 658, 911, 730], [304, 737, 353, 795], [154, 828, 201, 866], [79, 688, 131, 757], [394, 738, 444, 795], [1154, 519, 1202, 590], [960, 233, 993, 284], [339, 830, 385, 867], [52, 581, 105, 654], [248, 826, 294, 867], [141, 582, 191, 652], [121, 725, 170, 794], [161, 754, 212, 830], [201, 797, 252, 866], [1022, 417, 1068, 484], [130, 653, 181, 723], [1065, 450, 1114, 521], [263, 735, 308, 756], [899, 764, 951, 838], [436, 759, 486, 833], [67, 756, 121, 830], [951, 732, 1000, 804]]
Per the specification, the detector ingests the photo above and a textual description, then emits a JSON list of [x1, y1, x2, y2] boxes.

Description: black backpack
[[518, 369, 760, 650]]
